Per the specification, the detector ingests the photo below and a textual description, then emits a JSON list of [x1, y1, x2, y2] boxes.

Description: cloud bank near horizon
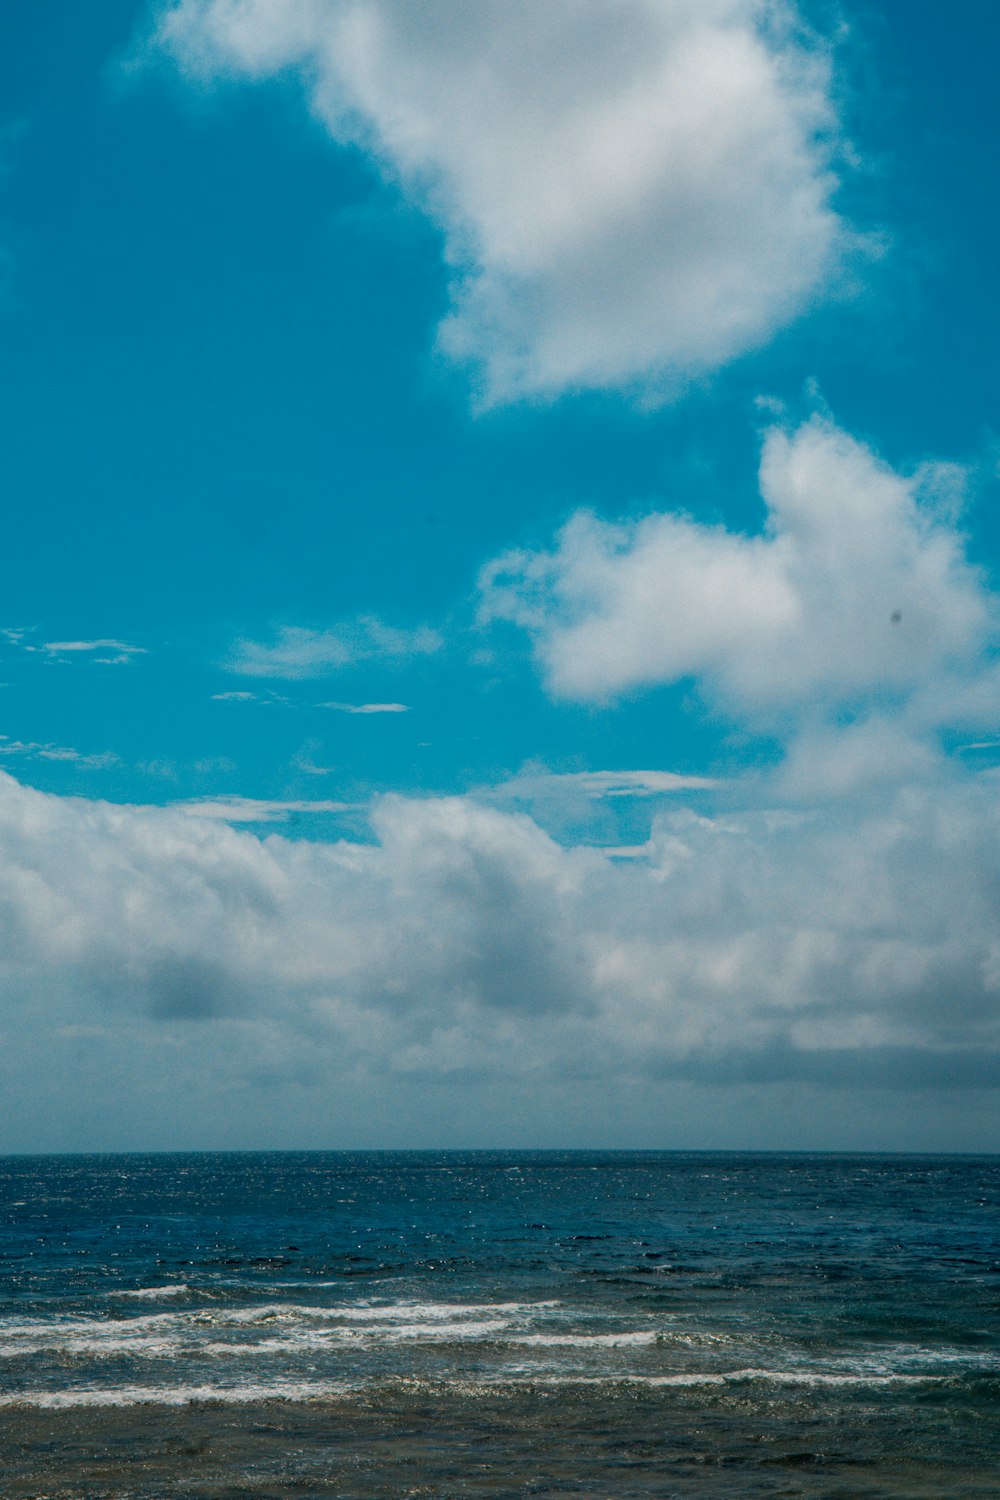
[[152, 0, 851, 405], [1, 760, 997, 1121]]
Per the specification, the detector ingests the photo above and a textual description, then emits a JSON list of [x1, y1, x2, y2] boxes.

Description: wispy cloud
[[0, 737, 119, 770], [228, 619, 440, 680], [174, 795, 352, 823], [210, 688, 292, 706], [595, 843, 654, 860], [499, 768, 718, 800], [320, 701, 410, 715], [291, 739, 335, 776], [0, 629, 146, 666], [43, 639, 147, 665]]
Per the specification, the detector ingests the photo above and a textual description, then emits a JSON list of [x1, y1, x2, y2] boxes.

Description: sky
[[0, 0, 999, 1152]]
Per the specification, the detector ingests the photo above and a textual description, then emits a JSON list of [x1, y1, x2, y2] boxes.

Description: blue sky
[[1, 0, 999, 1151]]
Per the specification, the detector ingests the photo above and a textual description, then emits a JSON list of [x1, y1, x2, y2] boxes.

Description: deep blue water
[[0, 1151, 997, 1495]]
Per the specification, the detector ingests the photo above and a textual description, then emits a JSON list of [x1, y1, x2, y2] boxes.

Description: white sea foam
[[0, 1312, 183, 1358], [511, 1331, 658, 1348], [190, 1319, 514, 1354], [529, 1370, 946, 1389], [0, 1302, 523, 1359], [0, 1380, 354, 1409], [0, 1310, 178, 1339], [718, 1368, 946, 1387], [184, 1301, 530, 1326], [369, 1318, 513, 1341], [115, 1284, 190, 1299], [333, 1301, 555, 1321], [37, 1336, 181, 1359], [4, 1295, 988, 1386], [848, 1342, 1000, 1372], [530, 1373, 727, 1388], [0, 1367, 952, 1409], [195, 1337, 330, 1357], [188, 1303, 298, 1324]]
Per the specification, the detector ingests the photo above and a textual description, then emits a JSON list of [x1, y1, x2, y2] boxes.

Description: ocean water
[[0, 1151, 997, 1497]]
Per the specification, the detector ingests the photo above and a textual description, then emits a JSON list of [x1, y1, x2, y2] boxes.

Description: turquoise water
[[0, 1151, 997, 1495]]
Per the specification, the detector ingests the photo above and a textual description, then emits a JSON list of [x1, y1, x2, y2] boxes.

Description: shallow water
[[0, 1150, 997, 1495]]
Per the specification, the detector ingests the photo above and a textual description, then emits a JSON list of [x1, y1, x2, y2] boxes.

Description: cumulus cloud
[[228, 619, 441, 678], [152, 0, 851, 404], [0, 766, 996, 1113], [481, 417, 991, 724]]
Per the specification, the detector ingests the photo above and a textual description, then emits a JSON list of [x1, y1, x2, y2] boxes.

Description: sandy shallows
[[1, 1382, 997, 1500]]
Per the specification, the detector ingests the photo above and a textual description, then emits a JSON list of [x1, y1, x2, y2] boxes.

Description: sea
[[0, 1151, 997, 1498]]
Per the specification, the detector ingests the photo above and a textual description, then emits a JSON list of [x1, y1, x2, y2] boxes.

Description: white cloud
[[0, 738, 119, 771], [152, 0, 852, 404], [228, 619, 440, 679], [43, 639, 146, 664], [320, 700, 410, 714], [499, 768, 718, 800], [1, 632, 147, 667], [0, 763, 996, 1113], [210, 688, 292, 706], [174, 795, 351, 823], [291, 740, 336, 776], [481, 417, 990, 721]]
